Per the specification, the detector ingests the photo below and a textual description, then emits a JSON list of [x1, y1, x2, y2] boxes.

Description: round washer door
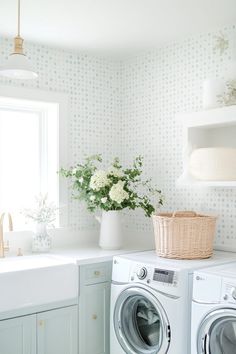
[[113, 286, 171, 354], [197, 308, 236, 354]]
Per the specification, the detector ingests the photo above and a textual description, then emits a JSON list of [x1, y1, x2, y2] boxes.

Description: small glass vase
[[32, 222, 52, 253]]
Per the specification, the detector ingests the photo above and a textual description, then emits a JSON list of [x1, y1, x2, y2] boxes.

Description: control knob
[[231, 287, 236, 300], [137, 267, 147, 280]]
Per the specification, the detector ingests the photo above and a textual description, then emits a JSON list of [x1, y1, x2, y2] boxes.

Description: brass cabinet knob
[[92, 314, 98, 320], [94, 270, 100, 276], [38, 320, 44, 327]]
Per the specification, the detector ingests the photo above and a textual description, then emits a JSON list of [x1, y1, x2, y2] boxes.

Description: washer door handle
[[165, 324, 171, 341], [202, 333, 210, 354]]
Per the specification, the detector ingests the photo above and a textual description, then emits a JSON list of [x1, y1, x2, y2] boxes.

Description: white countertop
[[51, 245, 151, 265], [0, 245, 151, 266], [0, 254, 77, 273]]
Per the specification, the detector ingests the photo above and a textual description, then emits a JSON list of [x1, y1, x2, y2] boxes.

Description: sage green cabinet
[[0, 315, 36, 354], [0, 306, 77, 354], [37, 306, 78, 354], [79, 262, 112, 354]]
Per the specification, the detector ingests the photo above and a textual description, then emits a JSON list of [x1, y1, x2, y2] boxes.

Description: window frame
[[0, 85, 69, 228]]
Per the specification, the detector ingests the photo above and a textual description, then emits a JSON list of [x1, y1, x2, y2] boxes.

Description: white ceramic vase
[[202, 78, 226, 109], [96, 210, 123, 250], [32, 222, 52, 253], [203, 64, 236, 109]]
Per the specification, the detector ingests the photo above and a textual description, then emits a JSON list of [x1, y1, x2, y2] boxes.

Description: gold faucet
[[0, 213, 13, 258]]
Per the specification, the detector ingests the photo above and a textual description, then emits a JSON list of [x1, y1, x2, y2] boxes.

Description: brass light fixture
[[0, 0, 38, 79]]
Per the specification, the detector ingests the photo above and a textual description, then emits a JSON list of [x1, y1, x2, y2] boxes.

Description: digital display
[[153, 268, 174, 284]]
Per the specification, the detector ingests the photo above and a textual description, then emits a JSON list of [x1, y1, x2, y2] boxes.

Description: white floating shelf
[[176, 106, 236, 188], [177, 173, 236, 188], [177, 105, 236, 128]]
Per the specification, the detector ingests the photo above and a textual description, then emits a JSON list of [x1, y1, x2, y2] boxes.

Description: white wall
[[120, 24, 236, 251], [1, 24, 236, 251], [0, 38, 122, 247]]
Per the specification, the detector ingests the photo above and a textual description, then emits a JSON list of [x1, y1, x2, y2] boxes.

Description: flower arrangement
[[217, 79, 236, 106], [23, 194, 57, 226], [60, 155, 163, 217], [213, 32, 229, 55]]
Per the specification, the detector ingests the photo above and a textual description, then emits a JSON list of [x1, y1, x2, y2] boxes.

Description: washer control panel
[[153, 268, 175, 284], [130, 263, 178, 288]]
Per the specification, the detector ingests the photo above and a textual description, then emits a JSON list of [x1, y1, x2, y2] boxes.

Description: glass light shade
[[0, 53, 38, 80]]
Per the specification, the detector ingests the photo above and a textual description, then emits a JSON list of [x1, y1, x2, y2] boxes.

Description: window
[[0, 88, 68, 230]]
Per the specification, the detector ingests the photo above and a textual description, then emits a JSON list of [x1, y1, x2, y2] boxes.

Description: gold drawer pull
[[94, 270, 101, 276], [38, 320, 44, 327], [92, 314, 98, 320]]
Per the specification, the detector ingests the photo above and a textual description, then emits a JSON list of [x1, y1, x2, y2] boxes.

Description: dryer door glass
[[198, 309, 236, 354], [209, 317, 236, 353], [114, 287, 170, 354]]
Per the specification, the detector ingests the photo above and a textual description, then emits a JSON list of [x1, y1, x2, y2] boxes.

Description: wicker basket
[[152, 211, 217, 259]]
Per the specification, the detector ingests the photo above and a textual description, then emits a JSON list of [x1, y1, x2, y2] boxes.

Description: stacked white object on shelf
[[176, 105, 236, 187]]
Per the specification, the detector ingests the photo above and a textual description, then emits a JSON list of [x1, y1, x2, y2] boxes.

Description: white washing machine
[[192, 262, 236, 354], [110, 250, 236, 354]]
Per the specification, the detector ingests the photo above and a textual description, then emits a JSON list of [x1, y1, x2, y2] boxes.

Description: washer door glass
[[114, 287, 170, 354], [198, 309, 236, 354]]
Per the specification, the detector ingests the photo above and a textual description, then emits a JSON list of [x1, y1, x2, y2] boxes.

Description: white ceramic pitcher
[[96, 210, 123, 250]]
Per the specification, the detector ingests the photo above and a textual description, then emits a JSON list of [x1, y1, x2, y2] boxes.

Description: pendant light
[[0, 0, 38, 79]]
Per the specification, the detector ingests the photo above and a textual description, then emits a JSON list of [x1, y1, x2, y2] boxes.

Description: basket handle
[[173, 211, 197, 217]]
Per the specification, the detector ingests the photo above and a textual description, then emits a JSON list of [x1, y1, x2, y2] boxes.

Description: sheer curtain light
[[0, 0, 38, 80]]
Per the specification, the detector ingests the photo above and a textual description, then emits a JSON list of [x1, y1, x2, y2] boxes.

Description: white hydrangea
[[90, 195, 95, 201], [101, 197, 107, 204], [108, 167, 123, 178], [109, 181, 129, 204], [79, 177, 84, 184], [90, 170, 110, 191]]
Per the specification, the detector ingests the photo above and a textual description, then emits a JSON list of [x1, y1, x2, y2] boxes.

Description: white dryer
[[192, 262, 236, 354], [110, 250, 236, 354]]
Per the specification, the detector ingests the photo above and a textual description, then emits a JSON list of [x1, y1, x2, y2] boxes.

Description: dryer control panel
[[222, 281, 236, 303]]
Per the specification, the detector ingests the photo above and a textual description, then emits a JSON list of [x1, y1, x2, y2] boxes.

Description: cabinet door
[[79, 282, 110, 354], [37, 305, 78, 354], [0, 315, 36, 354]]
